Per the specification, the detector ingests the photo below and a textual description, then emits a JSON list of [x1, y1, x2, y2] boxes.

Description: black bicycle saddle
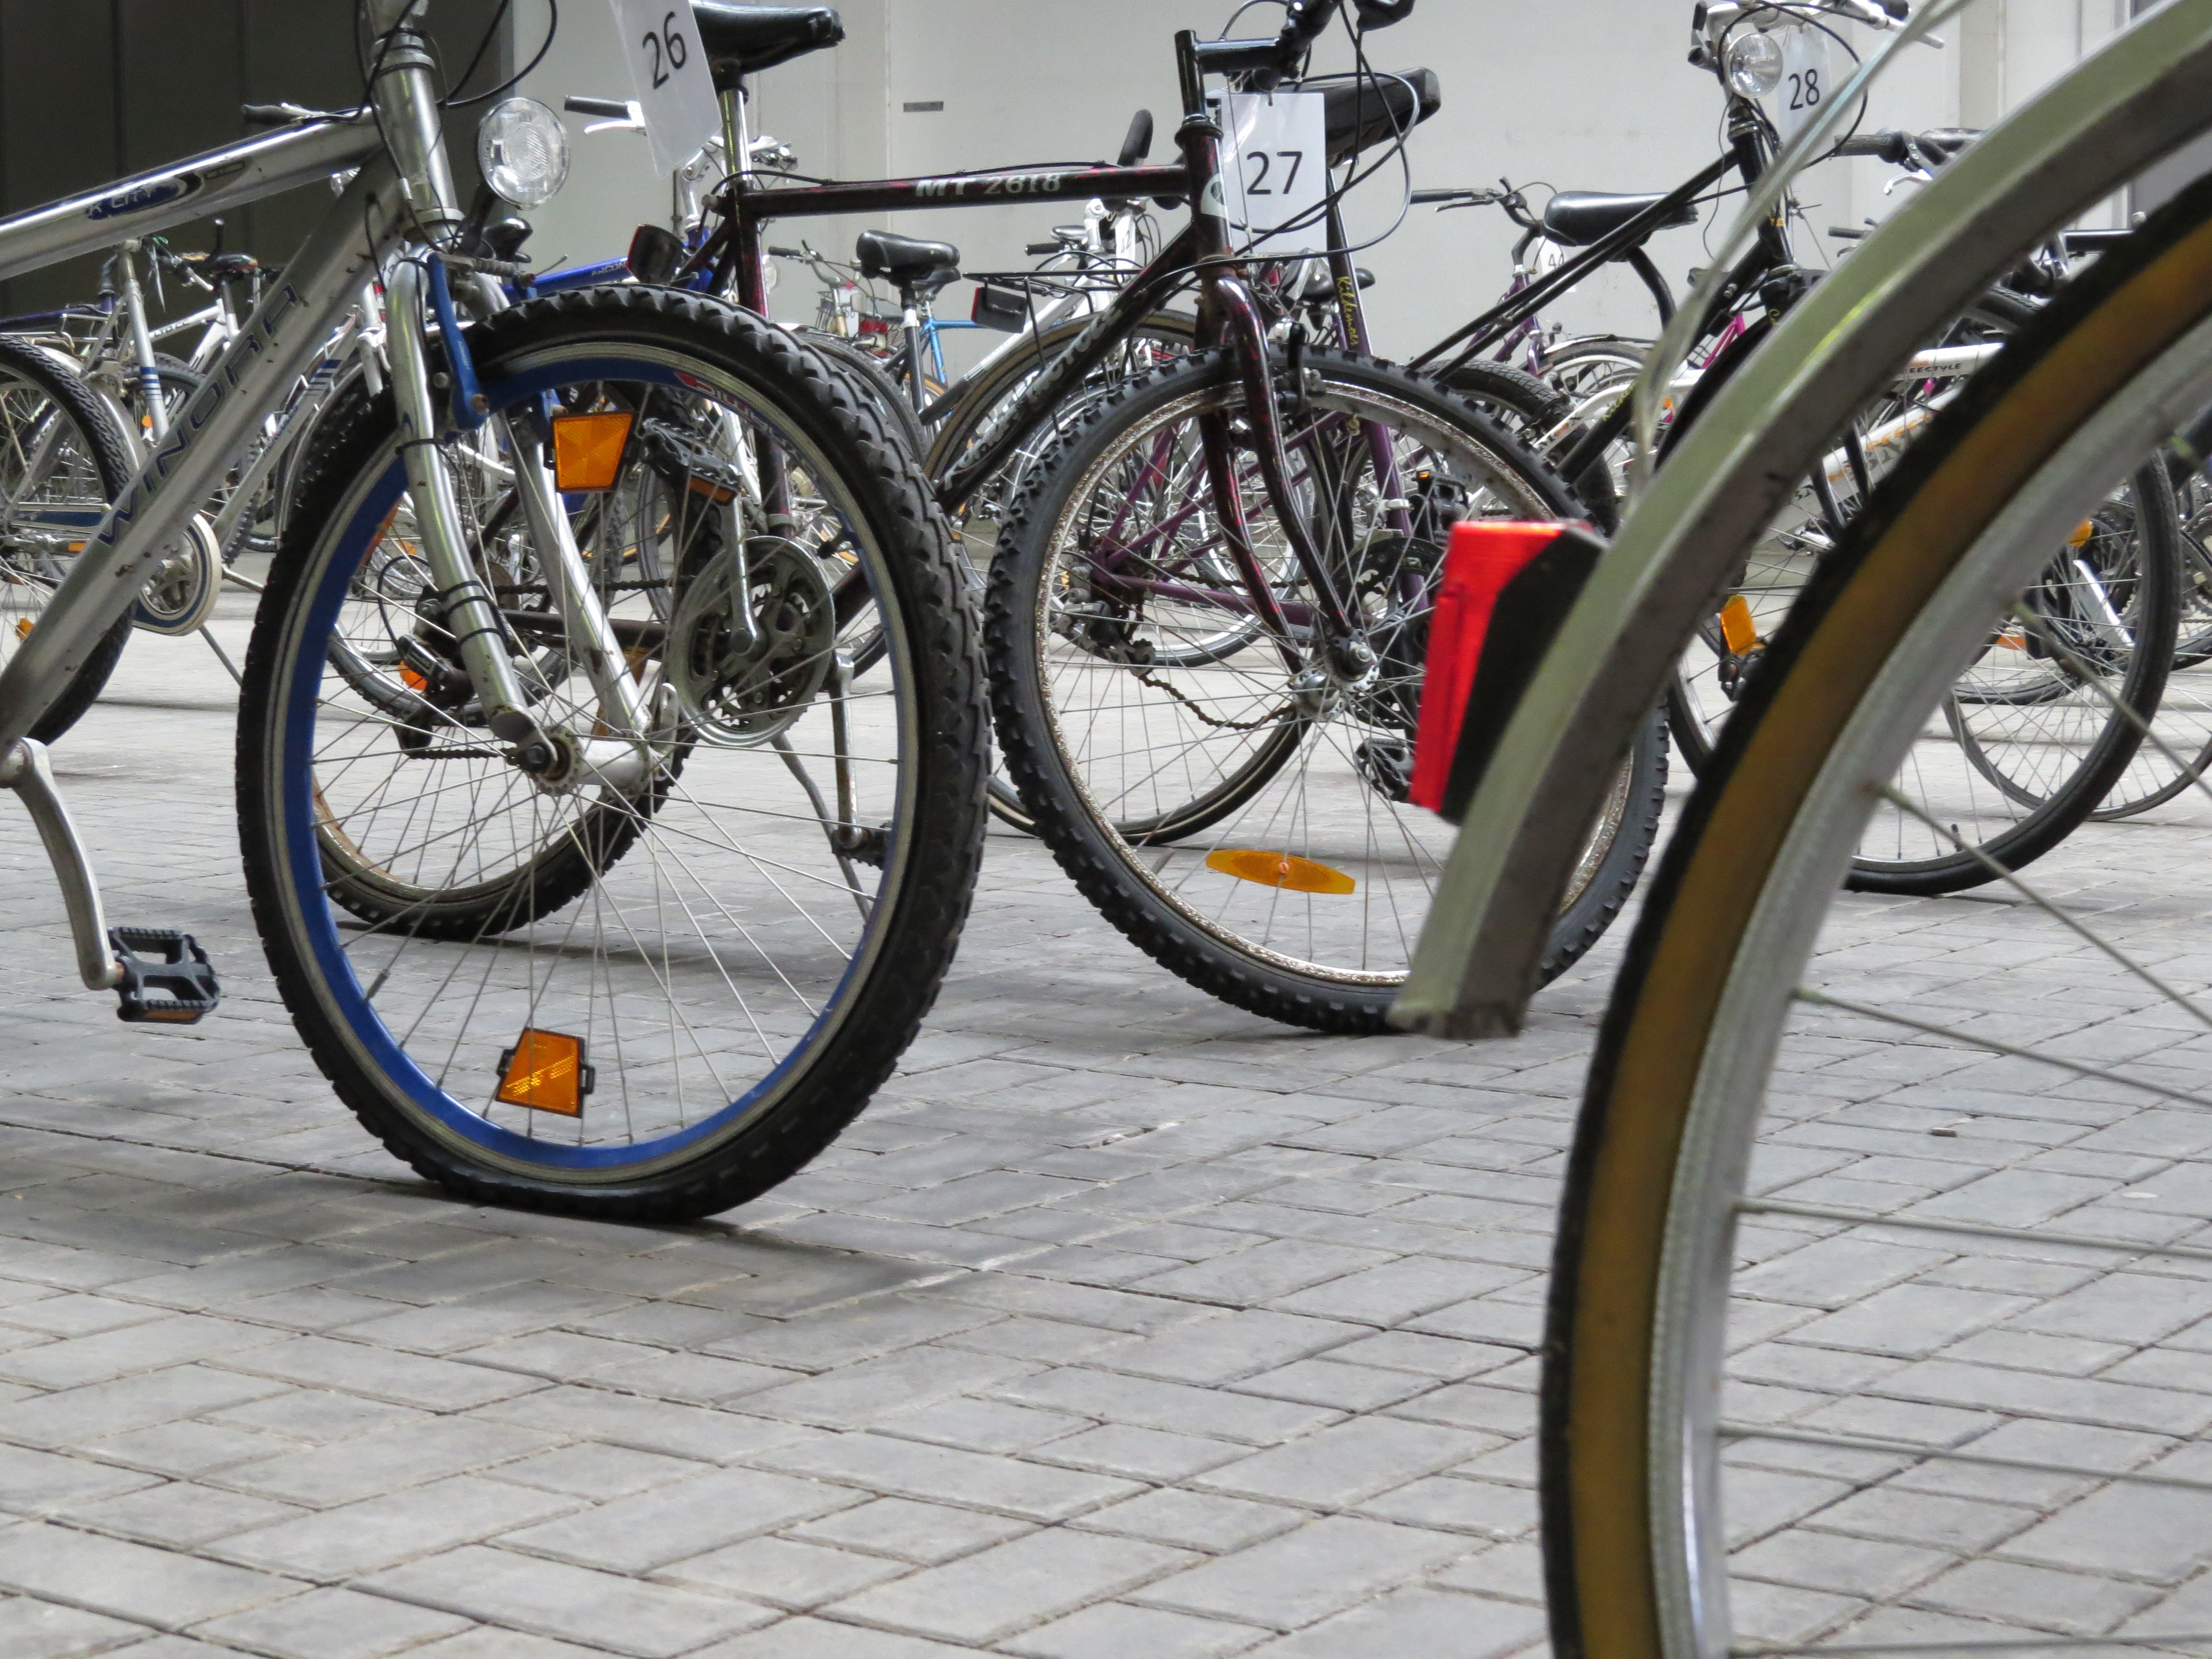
[[1542, 190, 1696, 248], [855, 229, 961, 293], [1319, 69, 1440, 165], [694, 4, 844, 88]]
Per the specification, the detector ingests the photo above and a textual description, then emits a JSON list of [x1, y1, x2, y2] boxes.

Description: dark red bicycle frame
[[690, 28, 1396, 674]]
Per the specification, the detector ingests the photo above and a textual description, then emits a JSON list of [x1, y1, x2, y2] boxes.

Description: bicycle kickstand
[[0, 739, 220, 1024]]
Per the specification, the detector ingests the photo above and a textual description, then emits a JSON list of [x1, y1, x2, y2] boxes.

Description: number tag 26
[[610, 0, 721, 176], [1220, 91, 1328, 258], [1760, 23, 1830, 145]]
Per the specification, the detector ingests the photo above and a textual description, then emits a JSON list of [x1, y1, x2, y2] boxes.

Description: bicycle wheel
[[988, 345, 1665, 1034], [801, 327, 926, 456], [0, 336, 136, 744], [1546, 171, 2212, 1659], [927, 309, 1199, 834], [237, 285, 985, 1219], [2089, 465, 2212, 817]]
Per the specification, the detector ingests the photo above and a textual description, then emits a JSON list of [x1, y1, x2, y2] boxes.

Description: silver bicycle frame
[[1395, 0, 2212, 1038], [0, 0, 609, 992], [0, 117, 392, 753]]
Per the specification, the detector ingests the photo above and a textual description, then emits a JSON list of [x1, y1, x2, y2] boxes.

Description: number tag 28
[[1760, 23, 1830, 145], [610, 0, 721, 177], [1220, 91, 1328, 258]]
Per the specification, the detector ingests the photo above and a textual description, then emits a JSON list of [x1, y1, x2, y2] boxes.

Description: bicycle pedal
[[108, 928, 221, 1025]]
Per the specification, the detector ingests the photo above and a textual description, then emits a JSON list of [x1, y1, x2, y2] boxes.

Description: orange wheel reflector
[[399, 665, 427, 691], [13, 618, 29, 640], [684, 473, 738, 504], [495, 1028, 595, 1115], [1995, 627, 2028, 651], [1205, 848, 1356, 895], [2068, 520, 2096, 547], [67, 542, 85, 553], [1718, 594, 1760, 656], [551, 411, 634, 492]]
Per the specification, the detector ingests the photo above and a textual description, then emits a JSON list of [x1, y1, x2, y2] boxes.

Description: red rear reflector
[[1410, 521, 1573, 813]]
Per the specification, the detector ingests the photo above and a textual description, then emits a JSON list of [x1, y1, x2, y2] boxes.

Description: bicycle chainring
[[668, 535, 836, 747]]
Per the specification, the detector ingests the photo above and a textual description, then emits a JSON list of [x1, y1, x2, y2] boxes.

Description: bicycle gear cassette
[[667, 536, 836, 746]]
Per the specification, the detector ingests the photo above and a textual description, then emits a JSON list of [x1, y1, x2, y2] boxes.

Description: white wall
[[510, 0, 2126, 361]]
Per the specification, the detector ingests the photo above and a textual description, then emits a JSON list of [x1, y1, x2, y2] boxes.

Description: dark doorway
[[0, 0, 507, 315]]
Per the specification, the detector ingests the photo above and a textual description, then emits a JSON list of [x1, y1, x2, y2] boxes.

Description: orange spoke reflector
[[400, 665, 427, 691], [495, 1029, 595, 1115], [1718, 594, 1760, 656], [13, 618, 30, 640], [1205, 848, 1355, 894], [1995, 627, 2028, 651], [551, 411, 634, 493], [2068, 520, 2095, 547]]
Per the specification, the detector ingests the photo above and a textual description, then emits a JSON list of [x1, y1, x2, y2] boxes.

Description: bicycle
[[1415, 0, 2177, 896], [1397, 6, 2212, 1657], [0, 0, 985, 1220], [659, 0, 1664, 1031]]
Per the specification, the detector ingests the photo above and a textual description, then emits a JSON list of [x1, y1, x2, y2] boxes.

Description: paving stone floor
[[7, 580, 2211, 1658]]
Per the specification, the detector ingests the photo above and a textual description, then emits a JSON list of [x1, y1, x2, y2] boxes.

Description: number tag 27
[[1220, 91, 1328, 257], [610, 0, 721, 176], [1760, 23, 1830, 145]]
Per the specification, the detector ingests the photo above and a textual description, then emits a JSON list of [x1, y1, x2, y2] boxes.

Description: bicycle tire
[[1543, 169, 2212, 1659], [0, 336, 136, 744], [926, 308, 1200, 837], [987, 345, 1663, 1034], [237, 284, 987, 1220], [800, 327, 927, 456]]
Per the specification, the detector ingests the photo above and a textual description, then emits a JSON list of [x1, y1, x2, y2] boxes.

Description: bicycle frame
[[0, 116, 390, 754], [0, 0, 619, 993], [702, 25, 1398, 674], [1412, 149, 1739, 380]]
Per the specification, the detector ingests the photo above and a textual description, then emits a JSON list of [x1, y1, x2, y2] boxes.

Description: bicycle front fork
[[1202, 272, 1376, 688], [382, 261, 653, 790]]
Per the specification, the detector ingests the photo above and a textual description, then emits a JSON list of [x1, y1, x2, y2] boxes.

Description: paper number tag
[[1763, 24, 1830, 145], [1221, 91, 1328, 258], [610, 0, 721, 178]]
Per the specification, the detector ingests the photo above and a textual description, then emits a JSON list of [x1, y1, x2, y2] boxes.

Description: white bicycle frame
[[0, 0, 644, 994]]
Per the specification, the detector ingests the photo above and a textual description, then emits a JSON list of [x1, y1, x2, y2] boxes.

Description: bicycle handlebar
[[242, 102, 324, 126], [1834, 131, 1912, 163], [1834, 127, 1979, 169], [1189, 0, 1409, 89]]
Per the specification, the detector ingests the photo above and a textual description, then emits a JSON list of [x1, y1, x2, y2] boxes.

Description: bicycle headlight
[[478, 97, 570, 209], [1724, 30, 1785, 98]]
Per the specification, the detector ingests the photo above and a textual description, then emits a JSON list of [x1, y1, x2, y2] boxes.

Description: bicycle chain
[[1131, 663, 1291, 731]]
